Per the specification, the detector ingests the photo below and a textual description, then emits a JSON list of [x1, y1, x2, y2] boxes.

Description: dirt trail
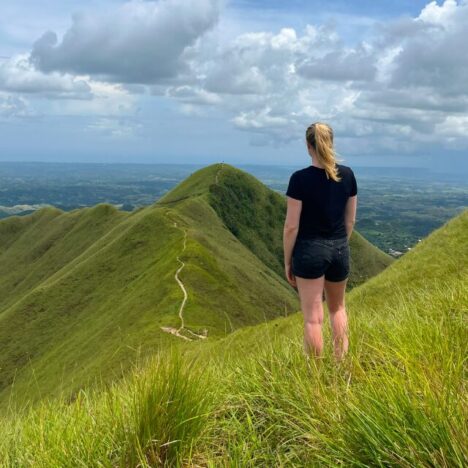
[[160, 163, 226, 341], [160, 221, 207, 341]]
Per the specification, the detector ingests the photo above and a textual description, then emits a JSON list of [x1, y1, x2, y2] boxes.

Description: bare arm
[[283, 197, 302, 287], [344, 195, 357, 241]]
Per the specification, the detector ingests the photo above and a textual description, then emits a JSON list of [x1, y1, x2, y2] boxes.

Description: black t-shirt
[[286, 164, 357, 240]]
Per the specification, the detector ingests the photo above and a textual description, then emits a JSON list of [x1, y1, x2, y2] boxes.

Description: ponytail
[[306, 122, 342, 182]]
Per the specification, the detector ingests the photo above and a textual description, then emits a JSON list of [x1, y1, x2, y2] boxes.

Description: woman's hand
[[285, 262, 297, 289], [283, 197, 301, 291]]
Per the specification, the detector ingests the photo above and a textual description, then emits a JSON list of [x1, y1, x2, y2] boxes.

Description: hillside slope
[[0, 210, 465, 466], [0, 163, 391, 408], [161, 163, 393, 286], [0, 165, 297, 407], [188, 207, 468, 362], [184, 208, 468, 466]]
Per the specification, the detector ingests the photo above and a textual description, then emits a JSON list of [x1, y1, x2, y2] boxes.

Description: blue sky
[[0, 0, 467, 169]]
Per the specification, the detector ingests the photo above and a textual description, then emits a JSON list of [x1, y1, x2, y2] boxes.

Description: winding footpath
[[160, 221, 207, 341], [174, 224, 188, 333], [160, 163, 227, 341]]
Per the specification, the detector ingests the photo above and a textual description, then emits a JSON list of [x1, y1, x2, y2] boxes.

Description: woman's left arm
[[283, 197, 302, 287]]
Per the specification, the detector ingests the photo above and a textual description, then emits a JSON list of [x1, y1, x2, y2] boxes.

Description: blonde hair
[[306, 122, 342, 182]]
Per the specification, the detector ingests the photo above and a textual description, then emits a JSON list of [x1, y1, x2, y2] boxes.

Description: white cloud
[[182, 0, 468, 152], [0, 54, 91, 98], [45, 80, 138, 119], [232, 107, 290, 129], [3, 0, 468, 157], [195, 25, 345, 96], [30, 0, 222, 84], [0, 93, 37, 119], [382, 0, 468, 95], [86, 116, 143, 139], [417, 0, 459, 26], [165, 85, 222, 105], [435, 115, 468, 140]]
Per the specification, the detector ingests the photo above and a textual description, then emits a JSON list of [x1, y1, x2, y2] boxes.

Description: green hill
[[0, 163, 391, 409], [0, 208, 465, 467], [161, 163, 393, 286]]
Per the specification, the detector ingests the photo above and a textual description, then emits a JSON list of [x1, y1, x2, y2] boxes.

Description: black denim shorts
[[292, 236, 350, 282]]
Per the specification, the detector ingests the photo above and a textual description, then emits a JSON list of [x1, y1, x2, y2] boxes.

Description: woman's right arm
[[344, 195, 357, 241]]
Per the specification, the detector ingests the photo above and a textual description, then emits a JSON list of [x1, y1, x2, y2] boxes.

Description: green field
[[2, 163, 458, 467]]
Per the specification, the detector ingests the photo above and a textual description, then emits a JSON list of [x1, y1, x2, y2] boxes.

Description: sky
[[0, 0, 467, 169]]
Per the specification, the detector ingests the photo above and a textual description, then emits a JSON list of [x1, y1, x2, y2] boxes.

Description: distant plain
[[1, 161, 466, 254]]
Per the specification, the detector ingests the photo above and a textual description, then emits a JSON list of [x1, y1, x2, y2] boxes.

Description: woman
[[283, 122, 358, 362]]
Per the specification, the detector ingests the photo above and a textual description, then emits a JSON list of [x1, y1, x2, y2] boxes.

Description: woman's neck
[[310, 156, 325, 169]]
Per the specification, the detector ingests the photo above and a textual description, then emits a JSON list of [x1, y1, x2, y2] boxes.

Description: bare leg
[[296, 275, 325, 358], [324, 278, 349, 361]]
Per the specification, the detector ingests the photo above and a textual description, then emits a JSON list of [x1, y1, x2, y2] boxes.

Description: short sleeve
[[350, 170, 357, 196], [286, 171, 303, 201]]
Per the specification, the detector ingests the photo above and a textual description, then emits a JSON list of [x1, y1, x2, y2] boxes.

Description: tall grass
[[1, 297, 466, 467], [0, 348, 215, 467], [193, 280, 467, 466], [0, 210, 466, 466], [0, 277, 466, 466]]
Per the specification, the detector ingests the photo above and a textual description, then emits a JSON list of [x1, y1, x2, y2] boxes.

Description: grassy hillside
[[0, 204, 127, 313], [164, 162, 393, 286], [0, 169, 298, 408], [0, 162, 391, 410], [189, 207, 468, 361], [0, 209, 465, 467]]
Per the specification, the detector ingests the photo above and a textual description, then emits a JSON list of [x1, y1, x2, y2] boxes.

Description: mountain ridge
[[0, 162, 392, 408]]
